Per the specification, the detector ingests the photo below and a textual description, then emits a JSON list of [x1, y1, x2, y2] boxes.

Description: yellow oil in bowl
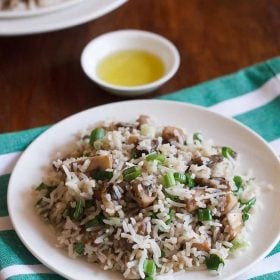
[[97, 50, 165, 87]]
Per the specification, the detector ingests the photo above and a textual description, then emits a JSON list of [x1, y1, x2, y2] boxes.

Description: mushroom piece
[[162, 126, 185, 144], [222, 193, 238, 215], [131, 183, 156, 208], [191, 241, 210, 252], [127, 135, 139, 145], [192, 155, 223, 167], [223, 212, 243, 241], [195, 177, 231, 191], [87, 155, 113, 171], [137, 115, 151, 127]]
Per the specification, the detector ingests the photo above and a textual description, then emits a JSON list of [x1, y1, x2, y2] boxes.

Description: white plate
[[0, 0, 83, 19], [8, 100, 280, 280], [0, 0, 127, 35]]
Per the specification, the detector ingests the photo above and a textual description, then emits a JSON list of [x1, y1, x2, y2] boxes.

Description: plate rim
[[0, 0, 84, 19], [0, 0, 128, 36], [7, 99, 280, 280]]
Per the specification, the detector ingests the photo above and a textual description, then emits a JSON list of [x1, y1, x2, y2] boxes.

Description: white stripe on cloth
[[0, 264, 53, 279], [209, 74, 280, 117], [0, 151, 21, 176], [0, 217, 13, 231], [236, 252, 280, 280], [270, 139, 280, 155]]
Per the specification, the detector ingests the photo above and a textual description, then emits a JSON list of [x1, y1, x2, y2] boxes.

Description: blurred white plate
[[8, 100, 280, 280], [0, 0, 83, 18], [0, 0, 127, 35]]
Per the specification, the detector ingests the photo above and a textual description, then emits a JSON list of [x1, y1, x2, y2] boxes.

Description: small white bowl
[[81, 29, 180, 97]]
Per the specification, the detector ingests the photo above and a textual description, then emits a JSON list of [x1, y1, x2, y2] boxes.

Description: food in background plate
[[0, 0, 72, 10], [34, 115, 257, 279]]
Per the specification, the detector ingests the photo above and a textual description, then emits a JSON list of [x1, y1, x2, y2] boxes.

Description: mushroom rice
[[34, 115, 257, 279]]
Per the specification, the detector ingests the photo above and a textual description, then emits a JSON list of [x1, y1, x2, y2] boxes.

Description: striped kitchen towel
[[1, 57, 280, 280]]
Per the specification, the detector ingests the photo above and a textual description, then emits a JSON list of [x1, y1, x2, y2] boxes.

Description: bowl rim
[[80, 29, 180, 92]]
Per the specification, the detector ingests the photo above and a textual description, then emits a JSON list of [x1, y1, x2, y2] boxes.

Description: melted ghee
[[97, 50, 165, 87]]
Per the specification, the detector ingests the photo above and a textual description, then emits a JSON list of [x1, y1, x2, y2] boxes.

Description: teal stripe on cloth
[[267, 243, 280, 258], [0, 174, 9, 217], [0, 126, 50, 155], [8, 274, 65, 280], [157, 57, 280, 107], [0, 231, 40, 269], [267, 57, 280, 75], [235, 96, 280, 142], [252, 270, 280, 280]]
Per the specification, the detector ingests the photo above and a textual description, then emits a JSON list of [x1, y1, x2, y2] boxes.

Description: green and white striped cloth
[[1, 57, 280, 280]]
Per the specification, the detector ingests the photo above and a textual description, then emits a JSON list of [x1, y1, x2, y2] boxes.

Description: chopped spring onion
[[197, 208, 212, 221], [89, 127, 106, 146], [193, 132, 202, 143], [166, 209, 175, 225], [163, 171, 176, 187], [85, 218, 100, 228], [185, 173, 195, 188], [35, 182, 49, 191], [242, 213, 249, 221], [233, 175, 244, 191], [174, 172, 186, 184], [122, 166, 141, 182], [150, 212, 158, 219], [143, 259, 156, 276], [145, 276, 154, 280], [205, 254, 224, 270], [164, 191, 179, 202], [146, 152, 165, 163], [35, 183, 56, 193], [230, 238, 247, 253], [240, 197, 256, 222], [140, 124, 155, 137], [73, 199, 84, 221], [85, 214, 105, 228], [222, 146, 237, 159], [74, 242, 85, 255], [92, 170, 113, 180]]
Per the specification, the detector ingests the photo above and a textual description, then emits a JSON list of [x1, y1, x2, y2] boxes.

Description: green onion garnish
[[73, 199, 84, 221], [35, 183, 56, 193], [193, 132, 202, 143], [146, 152, 166, 163], [230, 238, 247, 253], [35, 182, 49, 191], [233, 175, 243, 191], [174, 172, 186, 184], [205, 254, 224, 270], [185, 173, 195, 188], [222, 146, 237, 159], [166, 209, 175, 225], [240, 197, 256, 222], [163, 171, 176, 188], [85, 218, 100, 228], [242, 213, 249, 221], [143, 259, 156, 276], [122, 166, 141, 182], [150, 212, 158, 219], [89, 128, 106, 146], [144, 276, 154, 280], [197, 208, 212, 221], [92, 170, 113, 180], [85, 213, 104, 228], [74, 242, 85, 255]]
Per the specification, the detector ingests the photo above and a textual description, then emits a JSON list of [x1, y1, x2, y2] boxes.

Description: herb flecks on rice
[[34, 115, 257, 279]]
